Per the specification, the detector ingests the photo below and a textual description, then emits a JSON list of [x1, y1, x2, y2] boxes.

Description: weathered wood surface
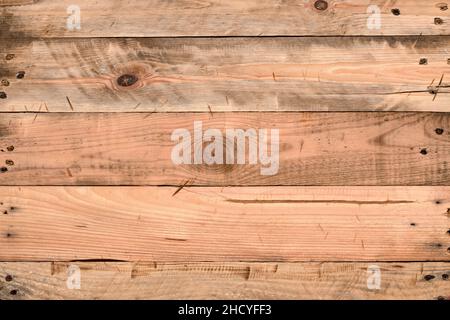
[[0, 186, 449, 261], [0, 112, 449, 185], [1, 262, 450, 300], [1, 0, 449, 38], [1, 37, 450, 112]]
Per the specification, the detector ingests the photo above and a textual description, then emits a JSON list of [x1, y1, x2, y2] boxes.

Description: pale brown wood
[[1, 37, 450, 112], [1, 262, 450, 300], [1, 0, 449, 37], [0, 186, 449, 261], [0, 112, 449, 185]]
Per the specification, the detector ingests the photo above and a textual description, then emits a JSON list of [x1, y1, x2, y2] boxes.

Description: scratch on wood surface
[[66, 96, 74, 111], [433, 73, 445, 101], [172, 180, 191, 197], [208, 104, 213, 117]]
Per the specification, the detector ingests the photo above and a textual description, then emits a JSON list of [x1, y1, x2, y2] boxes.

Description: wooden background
[[0, 0, 450, 300]]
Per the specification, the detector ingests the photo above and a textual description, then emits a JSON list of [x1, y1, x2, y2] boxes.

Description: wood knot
[[437, 3, 448, 11], [435, 17, 444, 25], [0, 92, 7, 99], [117, 74, 138, 87], [391, 8, 401, 16], [314, 0, 328, 11]]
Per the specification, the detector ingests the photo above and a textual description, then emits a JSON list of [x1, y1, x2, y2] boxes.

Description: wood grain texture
[[0, 112, 449, 186], [0, 186, 449, 262], [1, 261, 450, 300], [1, 37, 450, 112], [1, 0, 449, 37]]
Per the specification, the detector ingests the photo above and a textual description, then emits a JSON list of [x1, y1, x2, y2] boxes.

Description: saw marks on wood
[[0, 186, 449, 262], [0, 112, 449, 185], [1, 262, 450, 300], [0, 0, 449, 37], [1, 37, 450, 112]]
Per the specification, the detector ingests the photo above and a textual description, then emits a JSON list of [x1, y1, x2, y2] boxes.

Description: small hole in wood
[[391, 8, 400, 15], [435, 128, 444, 135], [424, 274, 435, 281], [16, 71, 25, 79], [419, 58, 428, 65]]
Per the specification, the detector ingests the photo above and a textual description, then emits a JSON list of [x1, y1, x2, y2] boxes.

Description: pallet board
[[0, 186, 449, 262], [2, 0, 450, 300], [0, 112, 449, 186], [0, 0, 449, 38], [1, 37, 450, 112], [1, 262, 450, 300]]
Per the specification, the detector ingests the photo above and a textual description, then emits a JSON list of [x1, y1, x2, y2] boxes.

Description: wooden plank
[[0, 186, 449, 261], [1, 261, 450, 300], [1, 37, 450, 112], [0, 112, 449, 185], [1, 0, 450, 38]]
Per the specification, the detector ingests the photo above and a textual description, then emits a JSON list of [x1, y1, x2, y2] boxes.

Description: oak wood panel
[[1, 262, 450, 300], [1, 0, 449, 38], [0, 112, 449, 185], [0, 186, 449, 262], [1, 37, 450, 112]]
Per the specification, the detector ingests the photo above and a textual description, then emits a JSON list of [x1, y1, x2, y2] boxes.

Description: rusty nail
[[314, 0, 328, 11]]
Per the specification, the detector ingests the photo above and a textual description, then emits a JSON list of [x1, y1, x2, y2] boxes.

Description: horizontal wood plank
[[0, 113, 449, 185], [0, 186, 449, 262], [1, 37, 450, 112], [1, 0, 449, 37], [1, 262, 450, 300]]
